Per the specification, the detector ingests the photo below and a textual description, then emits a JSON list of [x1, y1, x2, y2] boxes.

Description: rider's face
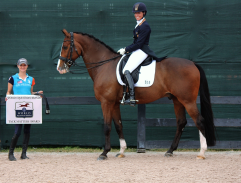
[[134, 12, 144, 21]]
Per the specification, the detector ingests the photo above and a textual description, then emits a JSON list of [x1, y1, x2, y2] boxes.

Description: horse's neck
[[78, 35, 119, 81], [84, 52, 119, 82]]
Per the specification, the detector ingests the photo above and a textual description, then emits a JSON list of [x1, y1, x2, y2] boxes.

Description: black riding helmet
[[132, 2, 147, 16]]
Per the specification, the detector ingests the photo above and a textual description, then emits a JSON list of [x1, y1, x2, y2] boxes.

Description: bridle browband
[[59, 32, 81, 66], [59, 32, 122, 74]]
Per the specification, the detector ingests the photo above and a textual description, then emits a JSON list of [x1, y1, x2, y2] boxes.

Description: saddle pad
[[116, 55, 156, 87]]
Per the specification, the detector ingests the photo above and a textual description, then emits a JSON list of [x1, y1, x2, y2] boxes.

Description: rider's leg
[[124, 70, 135, 106], [122, 49, 148, 106], [122, 49, 148, 74]]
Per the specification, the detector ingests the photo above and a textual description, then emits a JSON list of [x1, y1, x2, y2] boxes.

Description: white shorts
[[122, 49, 148, 74]]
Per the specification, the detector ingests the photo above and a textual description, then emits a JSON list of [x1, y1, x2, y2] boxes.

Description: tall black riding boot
[[124, 70, 136, 107], [8, 134, 19, 161], [20, 133, 30, 159]]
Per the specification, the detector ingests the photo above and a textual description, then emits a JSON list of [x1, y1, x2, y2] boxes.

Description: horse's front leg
[[98, 102, 114, 160], [112, 104, 127, 158]]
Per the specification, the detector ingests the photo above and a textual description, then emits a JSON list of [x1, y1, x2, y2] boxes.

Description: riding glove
[[117, 48, 126, 55]]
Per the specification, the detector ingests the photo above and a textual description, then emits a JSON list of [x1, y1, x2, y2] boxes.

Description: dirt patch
[[1, 151, 241, 182]]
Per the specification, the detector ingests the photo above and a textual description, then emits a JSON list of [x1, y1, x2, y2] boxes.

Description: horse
[[57, 29, 216, 160]]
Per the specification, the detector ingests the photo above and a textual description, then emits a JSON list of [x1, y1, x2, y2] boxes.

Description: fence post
[[137, 104, 146, 153], [0, 97, 2, 150]]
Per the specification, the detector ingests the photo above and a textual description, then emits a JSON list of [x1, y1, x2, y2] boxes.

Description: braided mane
[[74, 32, 117, 54]]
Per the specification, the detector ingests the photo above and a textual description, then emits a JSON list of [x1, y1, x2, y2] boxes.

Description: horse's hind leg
[[197, 130, 207, 159], [165, 97, 187, 157], [183, 102, 207, 159], [112, 104, 127, 158]]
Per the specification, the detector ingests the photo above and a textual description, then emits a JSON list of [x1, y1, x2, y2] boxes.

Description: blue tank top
[[9, 73, 35, 95]]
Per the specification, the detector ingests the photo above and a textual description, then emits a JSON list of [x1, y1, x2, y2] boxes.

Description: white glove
[[117, 48, 126, 55]]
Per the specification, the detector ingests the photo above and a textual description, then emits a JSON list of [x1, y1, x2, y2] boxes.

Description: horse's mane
[[74, 32, 117, 54]]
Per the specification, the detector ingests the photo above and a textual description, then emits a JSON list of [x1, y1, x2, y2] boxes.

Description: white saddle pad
[[116, 56, 156, 87]]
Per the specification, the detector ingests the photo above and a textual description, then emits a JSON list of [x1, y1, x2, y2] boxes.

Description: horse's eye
[[63, 46, 68, 50]]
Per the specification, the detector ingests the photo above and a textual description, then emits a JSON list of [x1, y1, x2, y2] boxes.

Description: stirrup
[[122, 98, 138, 107]]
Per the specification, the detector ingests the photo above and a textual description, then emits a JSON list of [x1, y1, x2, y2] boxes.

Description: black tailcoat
[[125, 20, 162, 61]]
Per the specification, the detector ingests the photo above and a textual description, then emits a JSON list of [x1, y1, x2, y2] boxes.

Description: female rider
[[117, 2, 161, 106]]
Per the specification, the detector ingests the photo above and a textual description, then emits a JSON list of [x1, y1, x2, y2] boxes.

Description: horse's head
[[57, 29, 82, 74]]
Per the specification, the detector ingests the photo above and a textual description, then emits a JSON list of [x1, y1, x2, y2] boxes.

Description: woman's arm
[[125, 24, 151, 53], [5, 83, 13, 101], [6, 83, 13, 95], [31, 86, 43, 95]]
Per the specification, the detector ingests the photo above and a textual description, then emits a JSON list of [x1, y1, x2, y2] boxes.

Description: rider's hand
[[117, 48, 126, 55]]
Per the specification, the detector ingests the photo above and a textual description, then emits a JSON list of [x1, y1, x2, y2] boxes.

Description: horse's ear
[[62, 29, 70, 38]]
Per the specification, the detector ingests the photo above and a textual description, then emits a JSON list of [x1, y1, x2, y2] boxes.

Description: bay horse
[[57, 29, 216, 160]]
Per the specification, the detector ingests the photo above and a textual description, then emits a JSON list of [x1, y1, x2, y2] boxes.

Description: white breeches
[[122, 49, 148, 74]]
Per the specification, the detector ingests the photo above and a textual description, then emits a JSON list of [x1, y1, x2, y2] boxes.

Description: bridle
[[59, 32, 81, 66], [59, 32, 122, 74]]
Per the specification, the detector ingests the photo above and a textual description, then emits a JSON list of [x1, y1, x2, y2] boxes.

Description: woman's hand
[[5, 93, 11, 101], [34, 90, 44, 98], [37, 90, 43, 94], [117, 48, 126, 55]]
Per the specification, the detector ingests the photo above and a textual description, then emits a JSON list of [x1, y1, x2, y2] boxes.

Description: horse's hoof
[[196, 155, 205, 160], [97, 155, 107, 161], [116, 153, 125, 158], [164, 152, 173, 157]]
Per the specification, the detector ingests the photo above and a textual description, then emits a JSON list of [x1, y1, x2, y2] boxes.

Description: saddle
[[119, 54, 167, 105], [119, 54, 153, 84]]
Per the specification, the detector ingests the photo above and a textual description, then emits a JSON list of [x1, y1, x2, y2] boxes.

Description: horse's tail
[[195, 63, 216, 146]]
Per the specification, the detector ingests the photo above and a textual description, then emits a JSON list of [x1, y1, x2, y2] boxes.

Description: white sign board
[[6, 95, 42, 124]]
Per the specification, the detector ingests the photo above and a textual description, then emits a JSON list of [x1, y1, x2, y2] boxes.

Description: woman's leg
[[122, 49, 148, 106], [8, 125, 22, 161], [122, 49, 148, 74], [21, 124, 31, 159]]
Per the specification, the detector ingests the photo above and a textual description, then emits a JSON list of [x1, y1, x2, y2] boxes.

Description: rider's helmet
[[132, 2, 147, 16]]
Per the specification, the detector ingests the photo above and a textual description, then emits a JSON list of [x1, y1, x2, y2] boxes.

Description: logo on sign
[[15, 102, 33, 118]]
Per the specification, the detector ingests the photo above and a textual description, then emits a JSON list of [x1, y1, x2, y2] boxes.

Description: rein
[[60, 32, 122, 74], [69, 55, 122, 74]]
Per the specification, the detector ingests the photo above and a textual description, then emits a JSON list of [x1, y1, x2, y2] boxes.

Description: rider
[[117, 2, 161, 106]]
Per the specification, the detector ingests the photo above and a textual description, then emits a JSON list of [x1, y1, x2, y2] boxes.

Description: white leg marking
[[119, 139, 127, 154], [197, 130, 207, 159]]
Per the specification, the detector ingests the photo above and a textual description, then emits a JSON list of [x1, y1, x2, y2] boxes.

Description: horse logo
[[19, 103, 30, 107], [15, 102, 33, 118]]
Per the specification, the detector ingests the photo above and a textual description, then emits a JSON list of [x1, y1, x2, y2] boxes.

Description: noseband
[[59, 32, 81, 66]]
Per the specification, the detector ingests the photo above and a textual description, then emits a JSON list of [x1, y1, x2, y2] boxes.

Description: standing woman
[[117, 2, 163, 106], [6, 58, 43, 161]]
